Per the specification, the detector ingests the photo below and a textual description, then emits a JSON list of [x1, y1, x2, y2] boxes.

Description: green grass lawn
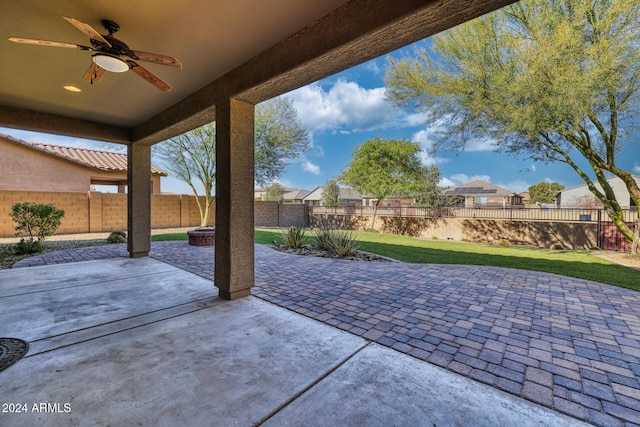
[[154, 229, 640, 291], [152, 233, 189, 242]]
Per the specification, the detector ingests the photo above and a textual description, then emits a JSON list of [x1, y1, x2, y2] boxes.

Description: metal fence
[[309, 206, 639, 223]]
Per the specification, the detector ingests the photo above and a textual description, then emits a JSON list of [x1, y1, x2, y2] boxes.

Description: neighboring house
[[443, 180, 524, 208], [519, 191, 531, 205], [303, 186, 364, 206], [254, 186, 297, 201], [556, 176, 640, 209], [0, 132, 166, 194], [283, 189, 310, 204]]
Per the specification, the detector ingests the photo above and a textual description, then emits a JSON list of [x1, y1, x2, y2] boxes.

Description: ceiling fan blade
[[8, 37, 93, 50], [82, 62, 107, 83], [129, 50, 182, 68], [128, 61, 172, 91], [63, 17, 111, 47]]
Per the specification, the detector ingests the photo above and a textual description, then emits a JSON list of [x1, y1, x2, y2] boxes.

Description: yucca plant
[[280, 225, 307, 248], [313, 223, 335, 252], [328, 229, 359, 257], [313, 223, 358, 257]]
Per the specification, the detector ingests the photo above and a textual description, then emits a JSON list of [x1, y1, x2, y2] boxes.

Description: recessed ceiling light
[[63, 85, 82, 93]]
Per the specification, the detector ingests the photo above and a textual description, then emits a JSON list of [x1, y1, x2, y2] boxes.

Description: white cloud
[[301, 161, 321, 175], [411, 128, 439, 152], [417, 151, 449, 167], [496, 179, 530, 194], [361, 60, 383, 76], [410, 117, 497, 155], [411, 126, 450, 166], [464, 137, 498, 152], [288, 79, 423, 134], [634, 162, 640, 174], [448, 174, 491, 185], [439, 177, 457, 188], [439, 174, 490, 189]]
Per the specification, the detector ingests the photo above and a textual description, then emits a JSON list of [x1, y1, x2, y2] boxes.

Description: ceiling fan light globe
[[92, 54, 129, 73]]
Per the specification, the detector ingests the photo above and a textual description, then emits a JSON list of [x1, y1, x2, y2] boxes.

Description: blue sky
[[3, 41, 640, 195]]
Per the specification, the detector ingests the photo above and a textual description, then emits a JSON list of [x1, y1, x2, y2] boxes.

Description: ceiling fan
[[9, 17, 182, 91]]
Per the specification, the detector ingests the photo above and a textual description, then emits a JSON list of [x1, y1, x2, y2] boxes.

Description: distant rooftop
[[444, 180, 515, 196]]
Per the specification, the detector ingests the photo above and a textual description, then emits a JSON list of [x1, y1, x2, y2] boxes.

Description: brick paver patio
[[13, 242, 640, 426]]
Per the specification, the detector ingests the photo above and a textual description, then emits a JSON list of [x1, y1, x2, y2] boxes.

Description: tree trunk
[[370, 201, 379, 230], [632, 217, 639, 255]]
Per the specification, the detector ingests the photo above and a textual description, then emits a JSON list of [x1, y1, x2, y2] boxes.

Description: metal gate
[[598, 221, 634, 252]]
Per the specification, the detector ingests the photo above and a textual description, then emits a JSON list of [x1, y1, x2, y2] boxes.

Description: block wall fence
[[309, 214, 598, 250], [0, 191, 308, 238], [0, 191, 597, 250]]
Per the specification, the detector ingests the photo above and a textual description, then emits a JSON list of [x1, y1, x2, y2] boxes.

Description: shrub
[[313, 223, 359, 257], [327, 229, 359, 257], [496, 239, 511, 246], [107, 231, 127, 244], [10, 202, 65, 254], [15, 239, 43, 255], [313, 224, 335, 252], [549, 243, 564, 250], [0, 245, 15, 259], [280, 225, 306, 248]]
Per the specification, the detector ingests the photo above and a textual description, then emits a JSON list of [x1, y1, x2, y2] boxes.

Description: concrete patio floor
[[0, 256, 589, 426]]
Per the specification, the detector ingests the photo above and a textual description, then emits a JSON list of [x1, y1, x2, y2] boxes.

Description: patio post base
[[217, 287, 251, 300], [129, 251, 149, 258]]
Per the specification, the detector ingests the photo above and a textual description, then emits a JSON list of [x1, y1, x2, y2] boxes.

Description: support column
[[215, 97, 255, 300], [127, 143, 152, 258]]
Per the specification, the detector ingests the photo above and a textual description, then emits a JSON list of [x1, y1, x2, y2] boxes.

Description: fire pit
[[187, 228, 216, 246]]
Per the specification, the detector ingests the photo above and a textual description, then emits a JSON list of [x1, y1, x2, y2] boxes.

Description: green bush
[[496, 239, 511, 246], [280, 225, 306, 248], [0, 245, 16, 259], [313, 224, 335, 252], [328, 229, 359, 257], [10, 202, 64, 254], [107, 231, 127, 244], [313, 223, 359, 257], [15, 239, 43, 255]]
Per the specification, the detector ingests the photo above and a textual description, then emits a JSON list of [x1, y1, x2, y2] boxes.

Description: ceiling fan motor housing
[[101, 20, 120, 35]]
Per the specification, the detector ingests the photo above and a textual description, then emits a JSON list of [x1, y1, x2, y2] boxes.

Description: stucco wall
[[0, 139, 162, 194], [558, 177, 639, 209], [1, 141, 93, 192]]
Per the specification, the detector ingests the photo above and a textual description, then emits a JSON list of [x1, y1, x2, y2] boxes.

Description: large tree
[[528, 182, 565, 205], [154, 96, 309, 227], [386, 0, 640, 253], [339, 137, 424, 229], [321, 178, 341, 207], [264, 183, 285, 202], [254, 97, 310, 186], [155, 123, 216, 228], [412, 165, 446, 208]]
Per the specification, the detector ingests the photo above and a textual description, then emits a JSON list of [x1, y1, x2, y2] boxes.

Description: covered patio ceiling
[[1, 0, 517, 147]]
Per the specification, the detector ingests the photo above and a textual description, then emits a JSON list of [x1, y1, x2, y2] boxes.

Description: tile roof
[[284, 189, 310, 200], [0, 132, 166, 175]]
